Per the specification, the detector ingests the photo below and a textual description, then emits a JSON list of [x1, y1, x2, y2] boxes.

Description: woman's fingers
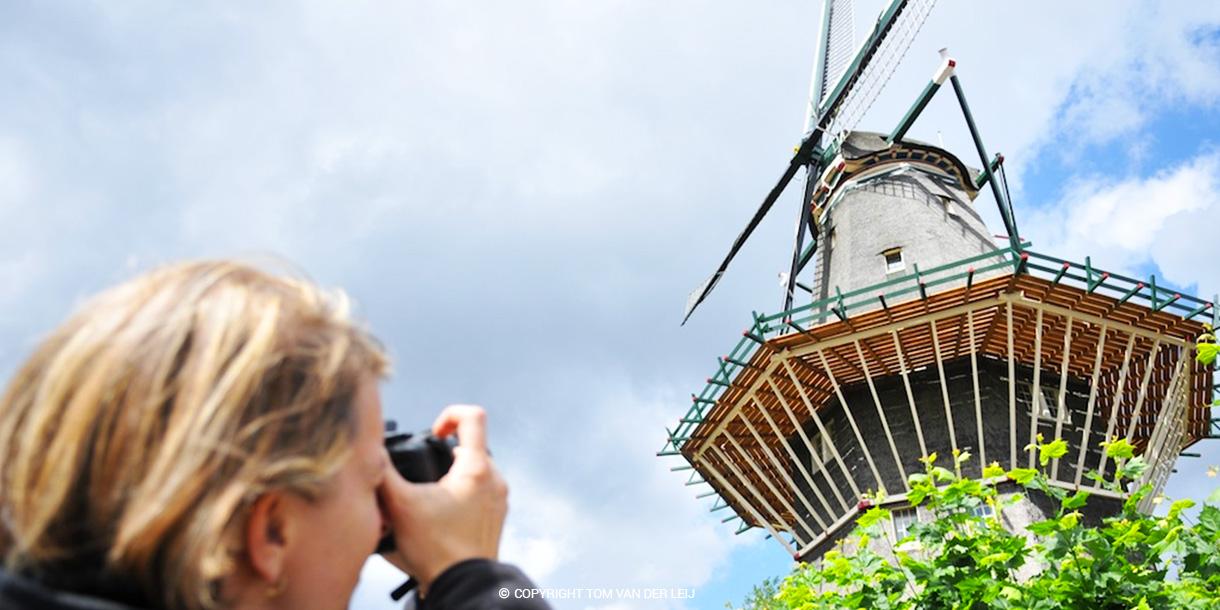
[[375, 408, 509, 590], [432, 404, 489, 455]]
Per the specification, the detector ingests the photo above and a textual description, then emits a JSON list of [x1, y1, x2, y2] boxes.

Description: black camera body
[[375, 426, 457, 554]]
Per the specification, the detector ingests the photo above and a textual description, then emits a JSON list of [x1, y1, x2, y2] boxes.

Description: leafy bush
[[732, 439, 1220, 610]]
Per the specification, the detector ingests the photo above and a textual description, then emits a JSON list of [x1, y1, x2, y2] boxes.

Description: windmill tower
[[660, 0, 1217, 562]]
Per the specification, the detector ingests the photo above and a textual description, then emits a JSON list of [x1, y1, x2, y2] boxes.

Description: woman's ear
[[245, 493, 289, 584]]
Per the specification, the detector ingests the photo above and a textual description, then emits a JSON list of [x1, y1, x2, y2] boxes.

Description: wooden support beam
[[766, 377, 853, 509], [968, 309, 986, 474], [1123, 339, 1164, 440], [891, 330, 928, 458], [753, 395, 843, 517], [808, 352, 887, 494], [775, 363, 863, 502], [741, 405, 830, 532], [929, 318, 959, 458], [853, 339, 909, 490], [1027, 309, 1045, 468], [785, 297, 1008, 360], [1097, 333, 1138, 477], [1074, 324, 1110, 487], [703, 447, 797, 557], [724, 433, 818, 544], [1008, 301, 1018, 469], [1051, 317, 1074, 480]]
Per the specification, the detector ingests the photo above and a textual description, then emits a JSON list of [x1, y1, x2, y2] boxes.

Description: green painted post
[[950, 73, 1021, 251], [888, 80, 941, 142]]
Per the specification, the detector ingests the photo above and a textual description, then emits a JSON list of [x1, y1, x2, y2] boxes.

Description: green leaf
[[1118, 456, 1148, 481], [1063, 491, 1090, 510], [1039, 439, 1068, 465], [1206, 487, 1220, 507], [1028, 519, 1059, 536], [1008, 468, 1038, 485], [1168, 498, 1196, 520], [1198, 505, 1220, 535], [857, 506, 889, 529], [982, 461, 1005, 478], [1103, 438, 1135, 460], [1059, 512, 1080, 530]]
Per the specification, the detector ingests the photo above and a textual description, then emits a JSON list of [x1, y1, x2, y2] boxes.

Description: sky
[[1, 1, 1219, 609]]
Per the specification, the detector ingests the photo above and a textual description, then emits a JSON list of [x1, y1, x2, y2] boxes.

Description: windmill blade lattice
[[822, 0, 936, 142], [811, 0, 856, 119]]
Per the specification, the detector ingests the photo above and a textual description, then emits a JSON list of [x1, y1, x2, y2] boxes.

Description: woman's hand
[[379, 405, 509, 597]]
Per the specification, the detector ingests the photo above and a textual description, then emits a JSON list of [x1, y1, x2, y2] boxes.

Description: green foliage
[[733, 439, 1220, 610]]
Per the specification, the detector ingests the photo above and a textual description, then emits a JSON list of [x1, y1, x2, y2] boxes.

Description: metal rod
[[1052, 261, 1069, 285], [784, 164, 819, 315], [949, 73, 1020, 250], [1087, 272, 1110, 295], [722, 356, 758, 370], [1154, 293, 1181, 313], [889, 79, 942, 143], [1184, 302, 1213, 320], [1117, 282, 1145, 306], [973, 154, 1004, 189]]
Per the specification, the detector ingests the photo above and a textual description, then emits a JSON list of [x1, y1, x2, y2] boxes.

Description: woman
[[0, 261, 549, 609]]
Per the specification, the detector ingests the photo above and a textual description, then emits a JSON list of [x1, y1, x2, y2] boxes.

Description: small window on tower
[[884, 248, 905, 274], [892, 506, 919, 540]]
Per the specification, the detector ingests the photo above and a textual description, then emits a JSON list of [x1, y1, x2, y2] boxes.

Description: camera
[[375, 421, 457, 554]]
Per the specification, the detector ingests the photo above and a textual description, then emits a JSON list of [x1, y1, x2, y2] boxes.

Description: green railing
[[658, 243, 1215, 459]]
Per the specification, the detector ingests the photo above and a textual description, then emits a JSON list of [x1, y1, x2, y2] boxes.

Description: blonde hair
[[0, 260, 389, 609]]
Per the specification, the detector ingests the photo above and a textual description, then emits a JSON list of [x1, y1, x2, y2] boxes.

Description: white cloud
[[1023, 150, 1220, 296], [2, 3, 1220, 610], [484, 377, 746, 610]]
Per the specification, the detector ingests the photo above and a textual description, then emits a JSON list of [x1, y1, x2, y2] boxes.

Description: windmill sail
[[806, 0, 855, 133], [682, 0, 937, 324], [820, 0, 937, 141]]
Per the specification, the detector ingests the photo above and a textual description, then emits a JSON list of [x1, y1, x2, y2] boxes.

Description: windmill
[[662, 0, 1216, 562]]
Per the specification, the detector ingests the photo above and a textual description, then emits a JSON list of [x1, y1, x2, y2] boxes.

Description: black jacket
[[0, 559, 552, 610]]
